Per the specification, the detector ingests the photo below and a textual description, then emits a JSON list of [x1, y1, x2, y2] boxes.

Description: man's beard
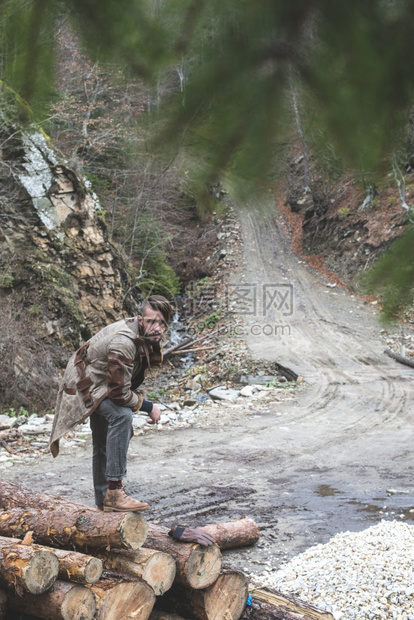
[[145, 333, 162, 343]]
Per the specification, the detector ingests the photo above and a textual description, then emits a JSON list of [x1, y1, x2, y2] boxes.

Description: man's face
[[138, 307, 168, 343]]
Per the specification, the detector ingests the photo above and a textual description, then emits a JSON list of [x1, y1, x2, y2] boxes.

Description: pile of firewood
[[0, 481, 334, 620], [0, 481, 256, 620]]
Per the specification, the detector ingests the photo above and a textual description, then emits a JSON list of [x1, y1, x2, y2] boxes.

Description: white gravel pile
[[251, 520, 414, 620]]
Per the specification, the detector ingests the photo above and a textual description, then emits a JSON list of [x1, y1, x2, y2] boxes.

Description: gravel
[[250, 520, 414, 620]]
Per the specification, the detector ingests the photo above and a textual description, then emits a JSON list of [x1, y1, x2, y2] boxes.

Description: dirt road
[[3, 208, 414, 575]]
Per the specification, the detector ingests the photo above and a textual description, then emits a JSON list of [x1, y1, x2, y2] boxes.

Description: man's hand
[[169, 527, 215, 546], [148, 404, 161, 424]]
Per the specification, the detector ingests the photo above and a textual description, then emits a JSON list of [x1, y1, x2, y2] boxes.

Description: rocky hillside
[[0, 118, 143, 412], [280, 149, 413, 296], [0, 111, 224, 414]]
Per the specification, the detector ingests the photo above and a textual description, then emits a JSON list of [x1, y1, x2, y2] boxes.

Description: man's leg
[[93, 398, 149, 512], [90, 410, 109, 508]]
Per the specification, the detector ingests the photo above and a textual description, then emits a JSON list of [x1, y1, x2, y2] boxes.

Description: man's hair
[[141, 295, 173, 325]]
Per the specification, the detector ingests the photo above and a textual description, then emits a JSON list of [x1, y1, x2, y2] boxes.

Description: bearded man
[[50, 295, 172, 512]]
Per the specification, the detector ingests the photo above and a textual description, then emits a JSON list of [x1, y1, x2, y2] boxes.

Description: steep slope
[[0, 123, 141, 411]]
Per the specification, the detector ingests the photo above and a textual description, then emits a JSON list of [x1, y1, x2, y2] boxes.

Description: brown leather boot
[[103, 487, 150, 512]]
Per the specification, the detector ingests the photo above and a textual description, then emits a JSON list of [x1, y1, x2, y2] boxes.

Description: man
[[50, 295, 215, 546], [50, 295, 171, 512]]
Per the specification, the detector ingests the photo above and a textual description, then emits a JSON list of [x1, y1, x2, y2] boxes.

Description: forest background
[[1, 0, 414, 414]]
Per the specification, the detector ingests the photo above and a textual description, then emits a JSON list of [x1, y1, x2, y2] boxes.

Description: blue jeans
[[90, 398, 133, 506]]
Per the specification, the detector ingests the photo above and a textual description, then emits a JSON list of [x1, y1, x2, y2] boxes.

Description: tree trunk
[[98, 547, 176, 595], [248, 588, 334, 620], [7, 579, 97, 620], [53, 548, 103, 584], [0, 589, 7, 620], [199, 518, 260, 550], [156, 569, 248, 620], [0, 506, 148, 551], [87, 575, 156, 620], [146, 525, 222, 589], [0, 536, 59, 595]]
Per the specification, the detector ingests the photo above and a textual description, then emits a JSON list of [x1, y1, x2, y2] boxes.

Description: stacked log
[[52, 549, 103, 584], [87, 575, 156, 620], [0, 505, 148, 551], [7, 580, 97, 620], [0, 536, 59, 595], [97, 547, 176, 595], [0, 482, 226, 620], [146, 525, 222, 590], [154, 568, 249, 620], [0, 482, 332, 620]]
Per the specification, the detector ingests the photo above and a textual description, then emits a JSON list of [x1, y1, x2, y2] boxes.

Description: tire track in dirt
[[237, 208, 414, 447]]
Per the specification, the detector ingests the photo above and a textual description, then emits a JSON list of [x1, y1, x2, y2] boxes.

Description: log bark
[[53, 548, 103, 584], [248, 588, 334, 620], [98, 547, 176, 595], [199, 518, 260, 550], [7, 579, 96, 620], [146, 525, 222, 589], [0, 589, 7, 620], [0, 536, 58, 595], [0, 505, 148, 551], [87, 575, 156, 620], [156, 569, 248, 620]]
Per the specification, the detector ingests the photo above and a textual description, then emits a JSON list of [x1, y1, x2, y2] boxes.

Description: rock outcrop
[[0, 124, 140, 348], [0, 99, 142, 411]]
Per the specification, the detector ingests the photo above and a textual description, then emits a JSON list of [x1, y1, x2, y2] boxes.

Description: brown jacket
[[49, 317, 162, 457]]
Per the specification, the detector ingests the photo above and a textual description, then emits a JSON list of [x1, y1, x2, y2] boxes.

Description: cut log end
[[205, 572, 248, 620], [120, 512, 149, 550], [142, 550, 176, 596], [8, 581, 97, 620], [155, 569, 248, 620], [102, 548, 177, 596], [90, 579, 156, 620], [83, 557, 104, 584], [24, 549, 60, 594], [185, 544, 222, 589], [61, 585, 97, 620], [101, 581, 154, 620]]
